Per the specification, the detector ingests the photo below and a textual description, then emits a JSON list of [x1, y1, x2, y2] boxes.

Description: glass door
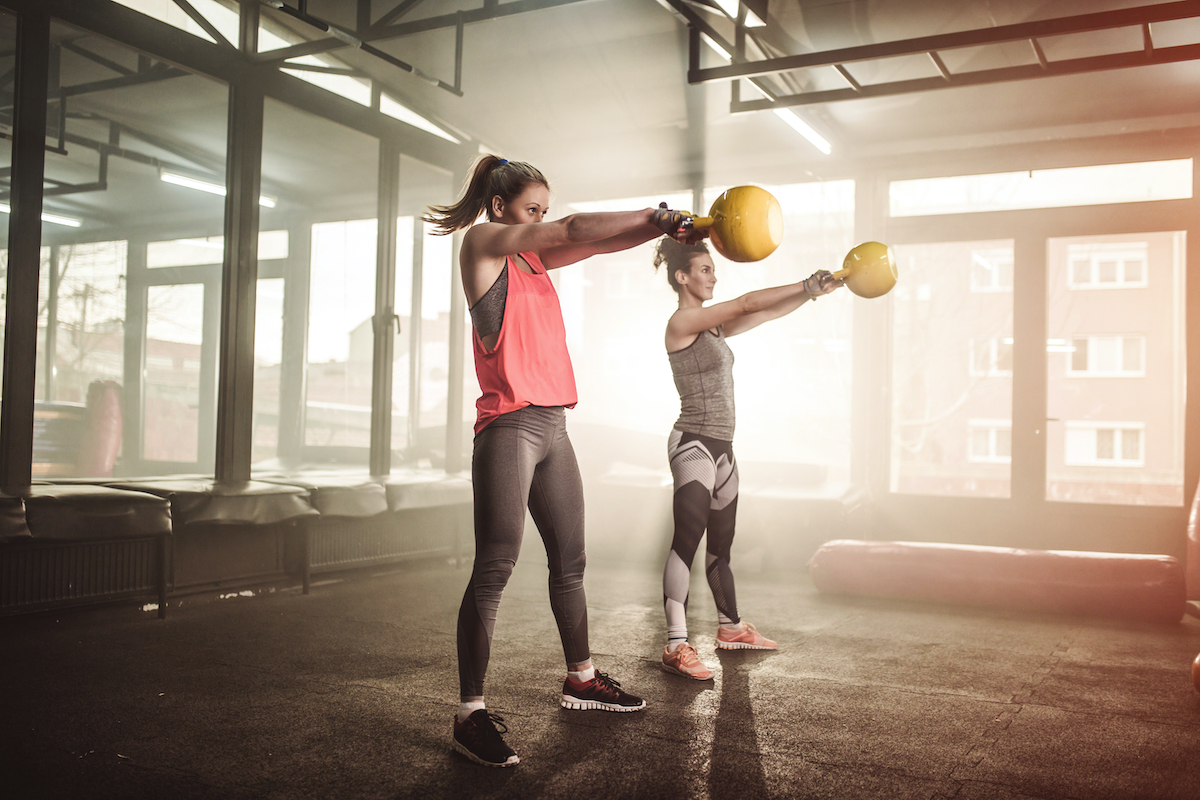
[[136, 236, 224, 474], [890, 240, 1015, 498], [1045, 231, 1186, 506]]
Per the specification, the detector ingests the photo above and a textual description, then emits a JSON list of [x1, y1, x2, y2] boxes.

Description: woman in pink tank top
[[423, 155, 703, 767]]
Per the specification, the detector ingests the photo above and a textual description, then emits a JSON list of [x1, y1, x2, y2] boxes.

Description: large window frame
[[863, 149, 1199, 559], [1, 0, 470, 486]]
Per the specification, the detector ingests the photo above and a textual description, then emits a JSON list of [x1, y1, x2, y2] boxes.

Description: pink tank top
[[472, 252, 578, 433]]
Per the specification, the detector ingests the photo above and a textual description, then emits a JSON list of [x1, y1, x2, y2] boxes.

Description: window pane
[[996, 428, 1012, 458], [1123, 429, 1141, 461], [1071, 338, 1088, 372], [145, 284, 204, 463], [890, 159, 1192, 216], [252, 278, 284, 463], [419, 224, 453, 446], [705, 182, 855, 481], [996, 340, 1013, 372], [1065, 426, 1093, 465], [892, 240, 1013, 497], [1093, 336, 1120, 372], [36, 22, 227, 477], [307, 219, 376, 452], [1047, 232, 1185, 505], [148, 231, 284, 268], [393, 217, 414, 458], [970, 429, 990, 458], [1123, 337, 1143, 372], [1125, 259, 1144, 283], [971, 338, 989, 374], [259, 99, 378, 467]]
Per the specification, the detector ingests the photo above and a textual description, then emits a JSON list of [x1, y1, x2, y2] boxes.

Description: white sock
[[720, 621, 744, 632], [458, 700, 485, 723], [667, 639, 687, 653], [568, 666, 596, 683]]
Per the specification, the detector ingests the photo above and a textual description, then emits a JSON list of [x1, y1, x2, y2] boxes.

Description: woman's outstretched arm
[[666, 273, 839, 350]]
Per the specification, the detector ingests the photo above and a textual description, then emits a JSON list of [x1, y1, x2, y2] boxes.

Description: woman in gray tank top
[[654, 236, 843, 680]]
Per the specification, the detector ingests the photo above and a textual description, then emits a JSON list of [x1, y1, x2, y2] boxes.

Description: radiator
[[0, 538, 164, 614]]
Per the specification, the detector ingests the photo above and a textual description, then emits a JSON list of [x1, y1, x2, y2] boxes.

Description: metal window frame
[[0, 0, 471, 488]]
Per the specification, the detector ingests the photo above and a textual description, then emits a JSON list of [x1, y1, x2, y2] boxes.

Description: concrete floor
[[3, 553, 1200, 800]]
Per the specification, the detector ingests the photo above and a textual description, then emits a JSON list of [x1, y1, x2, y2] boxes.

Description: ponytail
[[423, 155, 549, 235]]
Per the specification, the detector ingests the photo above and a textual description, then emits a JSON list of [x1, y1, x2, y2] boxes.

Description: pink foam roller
[[1186, 484, 1200, 601], [809, 539, 1185, 624], [75, 381, 123, 478]]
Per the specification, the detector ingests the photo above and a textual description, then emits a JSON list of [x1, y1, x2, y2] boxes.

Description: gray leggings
[[457, 405, 590, 701]]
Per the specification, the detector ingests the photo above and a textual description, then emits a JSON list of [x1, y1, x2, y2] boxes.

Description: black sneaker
[[561, 671, 647, 712], [452, 710, 519, 767]]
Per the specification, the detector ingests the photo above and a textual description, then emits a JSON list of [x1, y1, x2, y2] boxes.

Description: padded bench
[[0, 484, 172, 617], [108, 478, 318, 592], [254, 468, 472, 592]]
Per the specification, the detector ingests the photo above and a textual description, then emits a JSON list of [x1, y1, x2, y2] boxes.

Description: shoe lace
[[464, 711, 509, 745], [592, 671, 623, 698]]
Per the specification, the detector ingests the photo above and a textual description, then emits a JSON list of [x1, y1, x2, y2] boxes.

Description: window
[[890, 159, 1192, 216], [1068, 242, 1148, 288], [566, 180, 856, 483], [1067, 335, 1145, 376], [1047, 232, 1183, 505], [891, 240, 1013, 498], [970, 336, 1013, 376], [969, 247, 1013, 291], [968, 420, 1011, 463], [1065, 422, 1144, 467], [148, 231, 287, 268]]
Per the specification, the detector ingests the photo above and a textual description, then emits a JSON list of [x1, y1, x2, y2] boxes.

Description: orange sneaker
[[661, 642, 714, 680], [715, 621, 777, 651]]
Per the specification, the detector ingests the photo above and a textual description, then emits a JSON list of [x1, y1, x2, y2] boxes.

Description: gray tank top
[[668, 326, 735, 441]]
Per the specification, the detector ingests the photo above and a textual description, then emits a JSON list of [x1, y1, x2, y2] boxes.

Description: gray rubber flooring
[[3, 553, 1200, 800]]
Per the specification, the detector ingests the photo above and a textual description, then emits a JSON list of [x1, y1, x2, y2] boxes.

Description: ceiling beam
[[688, 0, 1200, 84], [172, 0, 235, 49], [257, 0, 595, 63], [732, 41, 1200, 112]]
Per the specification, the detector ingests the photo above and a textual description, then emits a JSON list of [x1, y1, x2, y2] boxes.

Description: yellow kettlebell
[[685, 186, 783, 263], [833, 241, 898, 298]]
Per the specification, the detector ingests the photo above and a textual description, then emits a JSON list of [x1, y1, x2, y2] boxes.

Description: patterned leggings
[[458, 405, 590, 701], [663, 428, 740, 643]]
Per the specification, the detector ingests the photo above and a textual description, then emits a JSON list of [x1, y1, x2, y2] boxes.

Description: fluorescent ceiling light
[[160, 170, 276, 208], [714, 0, 765, 26], [773, 108, 832, 155], [380, 94, 460, 144], [704, 28, 829, 156], [0, 203, 81, 227], [701, 32, 732, 62]]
